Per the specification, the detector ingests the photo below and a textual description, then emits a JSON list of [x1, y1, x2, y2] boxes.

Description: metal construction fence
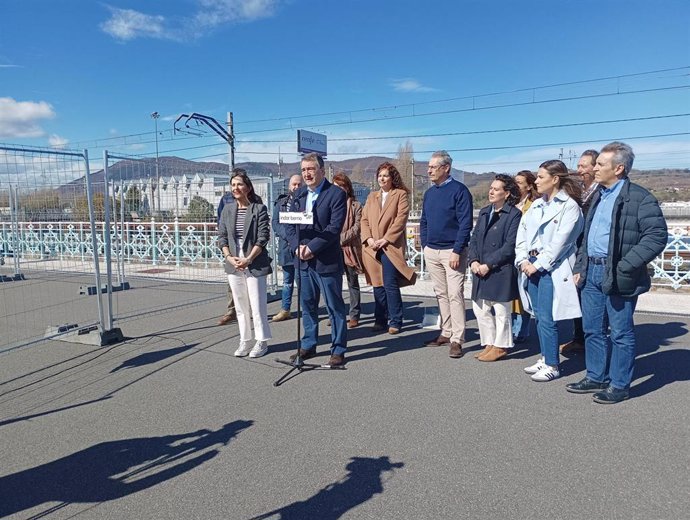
[[2, 144, 689, 353]]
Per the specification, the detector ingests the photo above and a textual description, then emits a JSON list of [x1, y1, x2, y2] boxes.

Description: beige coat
[[360, 189, 416, 288]]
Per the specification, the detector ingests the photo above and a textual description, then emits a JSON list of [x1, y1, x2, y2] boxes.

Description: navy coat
[[285, 179, 347, 274], [467, 204, 521, 302]]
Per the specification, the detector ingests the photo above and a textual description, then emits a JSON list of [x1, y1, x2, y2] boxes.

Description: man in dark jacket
[[568, 142, 667, 404], [271, 174, 302, 322]]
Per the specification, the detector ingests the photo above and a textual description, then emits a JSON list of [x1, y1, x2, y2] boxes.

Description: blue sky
[[1, 0, 689, 172]]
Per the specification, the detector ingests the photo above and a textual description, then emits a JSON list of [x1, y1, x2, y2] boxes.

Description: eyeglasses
[[428, 164, 446, 170]]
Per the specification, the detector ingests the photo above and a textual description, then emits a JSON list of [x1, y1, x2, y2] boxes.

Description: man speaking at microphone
[[285, 153, 348, 366]]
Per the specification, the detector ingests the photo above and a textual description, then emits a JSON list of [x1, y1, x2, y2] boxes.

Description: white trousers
[[472, 298, 513, 349], [228, 271, 272, 342]]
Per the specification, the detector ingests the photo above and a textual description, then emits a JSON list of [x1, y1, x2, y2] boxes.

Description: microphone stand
[[273, 211, 344, 387]]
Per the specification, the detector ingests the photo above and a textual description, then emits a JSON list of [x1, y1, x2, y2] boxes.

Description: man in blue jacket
[[285, 153, 348, 366], [420, 150, 473, 359], [569, 142, 667, 404]]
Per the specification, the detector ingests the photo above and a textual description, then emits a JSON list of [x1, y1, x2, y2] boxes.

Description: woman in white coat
[[515, 160, 583, 382]]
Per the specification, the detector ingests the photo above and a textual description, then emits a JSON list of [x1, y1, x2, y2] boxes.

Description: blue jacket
[[285, 180, 347, 274], [272, 193, 295, 267], [575, 179, 667, 297]]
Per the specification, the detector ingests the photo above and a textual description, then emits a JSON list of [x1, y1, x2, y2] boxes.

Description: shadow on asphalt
[[632, 321, 689, 397], [249, 455, 404, 520], [110, 343, 199, 372], [0, 420, 253, 519]]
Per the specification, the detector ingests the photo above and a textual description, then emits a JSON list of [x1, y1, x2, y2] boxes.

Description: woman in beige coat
[[361, 162, 417, 334]]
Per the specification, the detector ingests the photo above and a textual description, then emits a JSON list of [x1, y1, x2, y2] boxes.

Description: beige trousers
[[472, 298, 513, 349], [424, 247, 468, 344]]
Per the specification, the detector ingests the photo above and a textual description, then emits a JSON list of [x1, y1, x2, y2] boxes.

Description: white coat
[[514, 190, 583, 321]]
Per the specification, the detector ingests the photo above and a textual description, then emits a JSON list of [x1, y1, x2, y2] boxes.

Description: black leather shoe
[[566, 377, 608, 394], [593, 386, 629, 404], [289, 348, 317, 362]]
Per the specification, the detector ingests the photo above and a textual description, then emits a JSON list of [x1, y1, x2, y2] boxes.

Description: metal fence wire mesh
[[0, 145, 104, 352]]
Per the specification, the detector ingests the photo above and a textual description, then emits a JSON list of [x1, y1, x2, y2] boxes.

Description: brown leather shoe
[[272, 309, 291, 322], [560, 340, 585, 354], [479, 347, 508, 362], [289, 348, 317, 362], [474, 345, 494, 359], [424, 335, 451, 347], [217, 312, 236, 325], [449, 342, 464, 358], [348, 319, 359, 329], [388, 327, 400, 335], [327, 353, 345, 367]]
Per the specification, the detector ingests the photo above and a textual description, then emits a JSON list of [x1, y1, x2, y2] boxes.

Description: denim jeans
[[299, 268, 348, 355], [526, 269, 559, 367], [280, 264, 295, 311], [373, 252, 404, 329], [582, 262, 638, 389]]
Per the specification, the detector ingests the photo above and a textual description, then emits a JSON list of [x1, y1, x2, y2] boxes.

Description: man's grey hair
[[431, 150, 453, 168], [301, 152, 325, 169], [600, 141, 634, 176]]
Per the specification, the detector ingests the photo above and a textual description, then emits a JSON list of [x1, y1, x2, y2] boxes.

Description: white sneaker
[[524, 357, 546, 374], [249, 340, 268, 358], [234, 341, 252, 357], [530, 365, 560, 382]]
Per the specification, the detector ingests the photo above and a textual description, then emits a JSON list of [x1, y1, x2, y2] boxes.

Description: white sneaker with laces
[[249, 340, 268, 358], [234, 340, 252, 357], [531, 365, 560, 382], [524, 356, 546, 374]]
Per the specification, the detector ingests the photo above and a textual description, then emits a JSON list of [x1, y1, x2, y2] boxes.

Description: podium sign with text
[[279, 211, 314, 225]]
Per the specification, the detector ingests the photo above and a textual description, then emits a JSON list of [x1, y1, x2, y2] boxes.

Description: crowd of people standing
[[217, 141, 667, 404]]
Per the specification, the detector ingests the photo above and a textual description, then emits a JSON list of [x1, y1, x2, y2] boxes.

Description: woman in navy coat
[[468, 174, 522, 362]]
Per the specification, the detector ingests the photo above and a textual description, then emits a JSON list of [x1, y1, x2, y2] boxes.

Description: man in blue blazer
[[285, 153, 348, 366]]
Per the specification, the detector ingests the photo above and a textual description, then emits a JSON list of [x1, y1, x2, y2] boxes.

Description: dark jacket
[[285, 179, 347, 274], [218, 201, 273, 277], [575, 178, 667, 297], [467, 204, 521, 302], [272, 193, 295, 267]]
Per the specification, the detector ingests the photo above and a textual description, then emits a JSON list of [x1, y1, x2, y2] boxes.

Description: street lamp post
[[151, 111, 160, 214]]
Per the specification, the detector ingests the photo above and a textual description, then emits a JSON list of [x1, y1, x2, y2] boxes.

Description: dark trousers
[[344, 265, 361, 320], [373, 252, 403, 329]]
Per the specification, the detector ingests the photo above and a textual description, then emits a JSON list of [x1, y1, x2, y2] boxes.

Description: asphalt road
[[1, 281, 689, 520]]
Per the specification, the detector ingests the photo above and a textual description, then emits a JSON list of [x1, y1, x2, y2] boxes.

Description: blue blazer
[[285, 179, 347, 274]]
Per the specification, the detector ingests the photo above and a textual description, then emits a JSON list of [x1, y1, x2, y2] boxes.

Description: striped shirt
[[235, 208, 247, 249]]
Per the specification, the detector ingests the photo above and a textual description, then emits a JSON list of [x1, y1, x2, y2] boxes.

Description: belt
[[528, 249, 540, 257], [589, 257, 607, 265]]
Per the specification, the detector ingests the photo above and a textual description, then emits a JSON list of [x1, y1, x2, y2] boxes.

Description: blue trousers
[[299, 268, 348, 355], [373, 252, 404, 329], [512, 310, 531, 340], [280, 264, 295, 311], [527, 270, 559, 367], [582, 263, 638, 390]]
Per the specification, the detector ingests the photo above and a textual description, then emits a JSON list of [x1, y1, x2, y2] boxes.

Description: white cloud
[[0, 64, 20, 68], [390, 78, 439, 93], [48, 134, 69, 148], [100, 1, 279, 42], [100, 7, 167, 41], [0, 97, 55, 138]]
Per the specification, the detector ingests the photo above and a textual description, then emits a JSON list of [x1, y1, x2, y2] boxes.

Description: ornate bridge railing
[[2, 219, 688, 290]]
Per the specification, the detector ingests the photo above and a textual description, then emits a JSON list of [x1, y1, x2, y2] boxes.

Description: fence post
[[174, 216, 181, 267], [151, 217, 157, 266], [83, 149, 106, 335], [103, 151, 114, 331]]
